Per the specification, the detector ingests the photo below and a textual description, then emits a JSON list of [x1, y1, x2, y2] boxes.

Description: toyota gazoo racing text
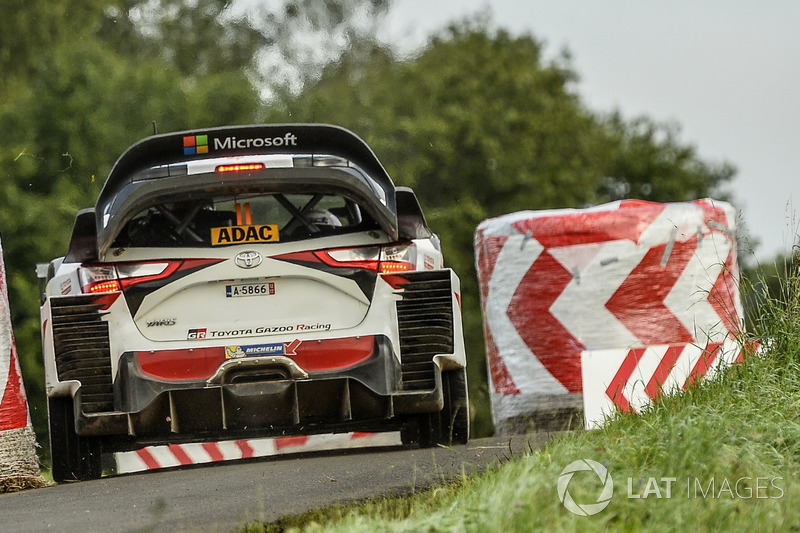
[[39, 124, 468, 481]]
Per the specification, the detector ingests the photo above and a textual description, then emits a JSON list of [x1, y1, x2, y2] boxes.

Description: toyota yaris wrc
[[39, 124, 468, 481]]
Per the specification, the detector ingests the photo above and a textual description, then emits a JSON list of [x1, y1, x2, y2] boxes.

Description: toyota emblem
[[234, 251, 263, 269]]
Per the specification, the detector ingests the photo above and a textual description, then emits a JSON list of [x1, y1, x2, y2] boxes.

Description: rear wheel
[[405, 368, 470, 447], [48, 397, 102, 482]]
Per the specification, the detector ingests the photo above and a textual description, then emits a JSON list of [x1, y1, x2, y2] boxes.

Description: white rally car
[[39, 124, 468, 481]]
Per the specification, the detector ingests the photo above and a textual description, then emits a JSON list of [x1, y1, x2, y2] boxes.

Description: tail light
[[79, 261, 180, 294], [316, 243, 417, 273]]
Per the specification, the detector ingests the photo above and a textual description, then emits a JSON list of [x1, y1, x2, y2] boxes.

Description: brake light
[[379, 262, 412, 273], [87, 280, 121, 294], [79, 265, 118, 294], [216, 163, 265, 173], [378, 245, 415, 273]]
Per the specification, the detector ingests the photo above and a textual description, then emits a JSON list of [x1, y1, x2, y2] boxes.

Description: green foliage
[[598, 114, 736, 202]]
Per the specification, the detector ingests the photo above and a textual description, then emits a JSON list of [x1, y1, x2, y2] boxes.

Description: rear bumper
[[71, 335, 446, 443]]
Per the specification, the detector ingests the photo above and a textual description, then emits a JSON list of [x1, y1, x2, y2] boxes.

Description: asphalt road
[[0, 434, 554, 533]]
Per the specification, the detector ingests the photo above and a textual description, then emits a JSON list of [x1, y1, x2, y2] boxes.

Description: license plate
[[225, 282, 275, 298]]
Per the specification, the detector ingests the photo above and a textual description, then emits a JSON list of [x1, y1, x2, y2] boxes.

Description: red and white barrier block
[[0, 237, 47, 491], [475, 199, 744, 434], [582, 340, 759, 428], [114, 431, 402, 474]]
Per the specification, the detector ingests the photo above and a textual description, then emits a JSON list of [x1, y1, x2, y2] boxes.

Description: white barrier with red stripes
[[474, 199, 744, 433], [0, 237, 46, 491], [0, 242, 28, 433], [114, 431, 402, 474], [581, 340, 758, 429]]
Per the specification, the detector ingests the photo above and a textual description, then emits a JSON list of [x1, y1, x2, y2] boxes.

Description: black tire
[[48, 397, 102, 482], [408, 368, 470, 448]]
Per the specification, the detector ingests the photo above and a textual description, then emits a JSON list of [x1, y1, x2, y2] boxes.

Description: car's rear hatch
[[76, 124, 405, 343], [112, 239, 383, 343]]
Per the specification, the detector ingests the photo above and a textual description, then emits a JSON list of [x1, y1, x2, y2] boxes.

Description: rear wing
[[94, 124, 399, 258], [99, 124, 393, 205]]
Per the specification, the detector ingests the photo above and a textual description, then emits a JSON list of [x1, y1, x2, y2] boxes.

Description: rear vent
[[395, 271, 454, 391], [51, 296, 114, 413]]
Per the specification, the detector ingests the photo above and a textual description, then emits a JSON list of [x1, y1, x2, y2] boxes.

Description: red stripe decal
[[168, 443, 194, 465], [509, 250, 583, 392], [605, 347, 647, 412], [0, 345, 28, 431], [484, 323, 520, 394], [708, 248, 741, 335], [202, 442, 225, 462], [644, 345, 684, 400], [276, 436, 309, 449], [135, 448, 162, 470], [605, 239, 696, 345], [236, 440, 255, 459], [683, 343, 721, 389], [510, 201, 665, 247]]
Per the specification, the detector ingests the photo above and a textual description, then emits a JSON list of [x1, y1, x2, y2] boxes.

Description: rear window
[[111, 192, 380, 248]]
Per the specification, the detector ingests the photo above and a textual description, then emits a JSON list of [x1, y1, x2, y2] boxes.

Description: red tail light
[[79, 261, 181, 294]]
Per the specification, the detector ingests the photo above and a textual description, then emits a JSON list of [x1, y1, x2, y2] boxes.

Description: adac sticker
[[211, 225, 279, 246], [225, 340, 301, 359]]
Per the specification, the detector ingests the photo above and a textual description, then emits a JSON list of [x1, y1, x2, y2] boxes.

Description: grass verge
[[246, 269, 800, 532]]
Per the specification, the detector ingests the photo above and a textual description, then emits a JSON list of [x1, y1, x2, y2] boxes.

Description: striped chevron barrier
[[0, 237, 47, 491], [114, 431, 402, 474], [581, 340, 759, 428], [474, 199, 744, 433]]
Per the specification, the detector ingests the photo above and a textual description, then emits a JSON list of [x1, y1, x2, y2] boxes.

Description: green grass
[[245, 267, 800, 532]]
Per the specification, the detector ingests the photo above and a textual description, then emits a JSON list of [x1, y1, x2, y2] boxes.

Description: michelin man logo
[[557, 459, 614, 516]]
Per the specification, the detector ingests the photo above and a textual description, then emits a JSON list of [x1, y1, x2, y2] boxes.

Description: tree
[[266, 19, 735, 435]]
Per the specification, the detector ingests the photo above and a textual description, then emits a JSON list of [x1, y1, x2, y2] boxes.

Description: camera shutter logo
[[557, 460, 614, 516]]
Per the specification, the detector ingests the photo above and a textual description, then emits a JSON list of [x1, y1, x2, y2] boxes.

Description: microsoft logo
[[183, 135, 209, 155]]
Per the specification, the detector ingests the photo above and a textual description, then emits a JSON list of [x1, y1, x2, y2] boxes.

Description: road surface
[[0, 434, 554, 532]]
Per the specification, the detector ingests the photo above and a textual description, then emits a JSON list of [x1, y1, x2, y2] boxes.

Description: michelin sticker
[[225, 340, 301, 359]]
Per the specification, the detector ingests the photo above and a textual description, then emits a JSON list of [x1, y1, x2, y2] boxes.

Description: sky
[[381, 0, 800, 262]]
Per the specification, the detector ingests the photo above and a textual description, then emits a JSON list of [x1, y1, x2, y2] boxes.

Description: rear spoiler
[[99, 124, 394, 210], [93, 124, 399, 258]]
